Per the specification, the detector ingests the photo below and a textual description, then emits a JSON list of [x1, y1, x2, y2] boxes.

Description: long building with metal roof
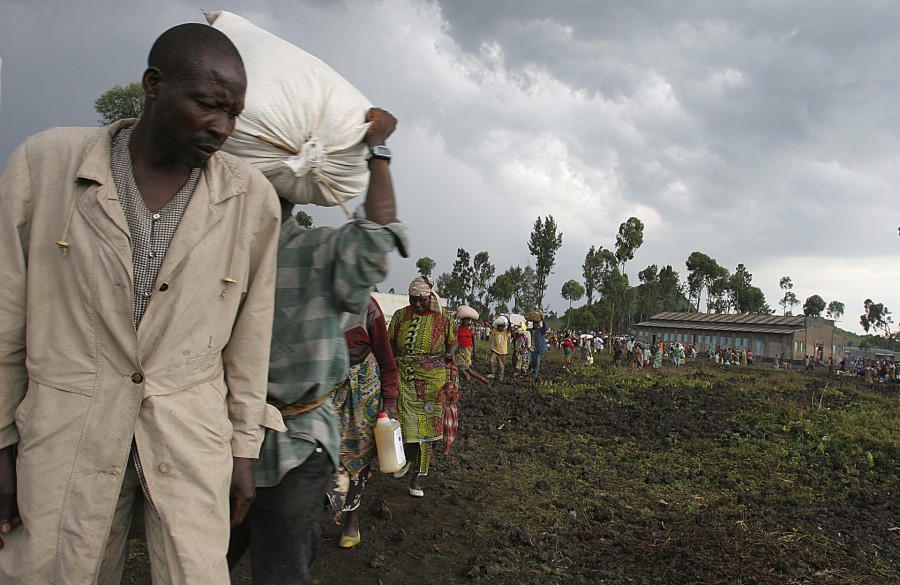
[[635, 312, 843, 364]]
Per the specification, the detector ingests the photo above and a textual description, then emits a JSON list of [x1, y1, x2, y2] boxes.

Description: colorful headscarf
[[408, 276, 443, 312]]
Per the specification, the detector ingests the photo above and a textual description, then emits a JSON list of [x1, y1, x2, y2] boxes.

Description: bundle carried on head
[[206, 10, 372, 208], [525, 309, 544, 322], [455, 305, 479, 321], [492, 316, 509, 329]]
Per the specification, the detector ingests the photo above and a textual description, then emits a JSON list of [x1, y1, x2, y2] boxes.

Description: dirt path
[[124, 356, 898, 584]]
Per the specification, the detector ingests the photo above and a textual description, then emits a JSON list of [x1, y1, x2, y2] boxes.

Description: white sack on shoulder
[[206, 10, 372, 207]]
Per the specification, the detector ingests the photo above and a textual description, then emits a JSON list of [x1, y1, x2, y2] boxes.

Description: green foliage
[[293, 210, 314, 228], [565, 305, 598, 332], [561, 279, 585, 328], [860, 298, 892, 337], [487, 273, 515, 313], [94, 82, 144, 125], [685, 251, 727, 312], [471, 251, 495, 308], [631, 263, 691, 323], [415, 257, 436, 277], [778, 276, 800, 315], [614, 216, 644, 272], [826, 300, 845, 321], [436, 248, 475, 307], [582, 245, 604, 306], [803, 294, 826, 317], [560, 279, 584, 305], [502, 265, 539, 314], [527, 216, 563, 310]]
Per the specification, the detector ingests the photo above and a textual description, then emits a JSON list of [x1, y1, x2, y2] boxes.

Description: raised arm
[[362, 108, 398, 226]]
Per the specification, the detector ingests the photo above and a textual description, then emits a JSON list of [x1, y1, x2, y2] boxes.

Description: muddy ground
[[125, 354, 898, 584]]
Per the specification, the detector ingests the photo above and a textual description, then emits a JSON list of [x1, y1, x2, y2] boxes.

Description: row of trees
[[420, 212, 865, 342]]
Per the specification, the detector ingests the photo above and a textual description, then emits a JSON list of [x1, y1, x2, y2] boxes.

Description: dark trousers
[[228, 445, 334, 585]]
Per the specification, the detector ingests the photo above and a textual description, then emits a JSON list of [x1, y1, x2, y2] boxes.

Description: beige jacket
[[0, 120, 281, 583]]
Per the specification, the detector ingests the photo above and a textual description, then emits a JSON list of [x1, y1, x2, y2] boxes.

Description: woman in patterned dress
[[327, 296, 398, 548], [388, 277, 457, 498]]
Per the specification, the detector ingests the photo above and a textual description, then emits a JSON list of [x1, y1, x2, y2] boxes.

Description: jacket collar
[[74, 118, 247, 204]]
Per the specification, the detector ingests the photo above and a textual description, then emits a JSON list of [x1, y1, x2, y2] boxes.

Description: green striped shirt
[[254, 214, 409, 487]]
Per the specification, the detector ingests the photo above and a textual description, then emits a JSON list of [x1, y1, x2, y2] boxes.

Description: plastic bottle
[[374, 412, 406, 473]]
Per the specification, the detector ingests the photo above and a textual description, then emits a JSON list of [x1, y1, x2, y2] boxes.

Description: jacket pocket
[[196, 381, 233, 445], [13, 380, 38, 437]]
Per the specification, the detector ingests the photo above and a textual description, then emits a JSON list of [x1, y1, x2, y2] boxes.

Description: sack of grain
[[206, 10, 372, 207], [455, 306, 479, 321], [524, 310, 544, 322]]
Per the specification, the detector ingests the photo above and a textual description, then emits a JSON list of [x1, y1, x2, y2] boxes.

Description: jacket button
[[159, 462, 171, 474], [131, 372, 143, 384]]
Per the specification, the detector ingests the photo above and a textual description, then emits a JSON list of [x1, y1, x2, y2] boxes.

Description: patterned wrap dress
[[388, 306, 457, 475]]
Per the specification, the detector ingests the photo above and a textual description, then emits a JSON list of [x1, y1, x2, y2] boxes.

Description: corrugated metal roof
[[648, 311, 807, 327], [635, 320, 801, 335], [634, 311, 820, 335]]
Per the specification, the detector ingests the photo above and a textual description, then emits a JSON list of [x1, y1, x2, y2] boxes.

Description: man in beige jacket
[[0, 23, 281, 584]]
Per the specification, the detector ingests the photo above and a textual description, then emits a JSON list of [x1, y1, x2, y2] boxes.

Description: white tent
[[371, 292, 411, 325]]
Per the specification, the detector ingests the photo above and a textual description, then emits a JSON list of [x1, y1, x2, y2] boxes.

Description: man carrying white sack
[[227, 107, 409, 584], [0, 24, 282, 584]]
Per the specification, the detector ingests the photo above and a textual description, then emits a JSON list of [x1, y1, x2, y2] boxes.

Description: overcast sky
[[2, 0, 898, 334]]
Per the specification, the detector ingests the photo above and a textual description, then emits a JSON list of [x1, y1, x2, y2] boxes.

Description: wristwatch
[[367, 144, 392, 163]]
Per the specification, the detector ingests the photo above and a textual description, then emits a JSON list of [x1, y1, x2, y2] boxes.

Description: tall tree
[[614, 217, 644, 274], [778, 276, 796, 315], [94, 82, 144, 125], [728, 263, 752, 313], [707, 269, 732, 314], [826, 300, 845, 321], [597, 267, 629, 335], [561, 280, 585, 329], [634, 264, 660, 322], [658, 265, 689, 312], [415, 257, 436, 277], [527, 216, 563, 310], [685, 251, 726, 312], [471, 251, 495, 308], [520, 266, 540, 312], [803, 295, 826, 317], [437, 248, 472, 307], [779, 292, 800, 316], [487, 273, 515, 314], [741, 286, 772, 315], [502, 265, 539, 313], [860, 299, 892, 337], [436, 272, 462, 307], [582, 246, 604, 306], [451, 248, 473, 304]]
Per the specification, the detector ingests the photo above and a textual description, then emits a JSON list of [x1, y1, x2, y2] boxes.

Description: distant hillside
[[838, 327, 895, 350]]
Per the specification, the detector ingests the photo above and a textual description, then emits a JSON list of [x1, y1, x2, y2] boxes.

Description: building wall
[[797, 317, 843, 362], [636, 324, 842, 364], [636, 327, 794, 359]]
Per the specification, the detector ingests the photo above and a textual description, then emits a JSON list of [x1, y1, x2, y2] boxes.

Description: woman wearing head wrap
[[388, 277, 457, 497]]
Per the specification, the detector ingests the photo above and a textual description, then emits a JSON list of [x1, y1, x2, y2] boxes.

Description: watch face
[[370, 145, 392, 159]]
